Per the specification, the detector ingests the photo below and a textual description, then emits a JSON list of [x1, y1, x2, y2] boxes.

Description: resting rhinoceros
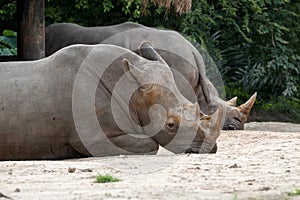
[[0, 42, 223, 160], [45, 22, 256, 130]]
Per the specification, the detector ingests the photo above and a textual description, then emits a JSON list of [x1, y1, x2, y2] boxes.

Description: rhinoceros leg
[[108, 134, 159, 155], [70, 132, 159, 157]]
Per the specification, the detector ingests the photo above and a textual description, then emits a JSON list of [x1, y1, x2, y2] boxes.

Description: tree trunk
[[17, 0, 45, 61]]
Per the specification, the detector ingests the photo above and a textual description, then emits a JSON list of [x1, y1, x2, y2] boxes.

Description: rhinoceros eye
[[140, 83, 154, 93], [234, 117, 241, 123]]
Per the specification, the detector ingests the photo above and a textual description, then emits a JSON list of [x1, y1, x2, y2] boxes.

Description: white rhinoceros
[[0, 42, 223, 160], [45, 22, 257, 130]]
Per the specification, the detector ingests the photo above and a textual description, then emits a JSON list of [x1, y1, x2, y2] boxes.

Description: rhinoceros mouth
[[184, 147, 200, 154]]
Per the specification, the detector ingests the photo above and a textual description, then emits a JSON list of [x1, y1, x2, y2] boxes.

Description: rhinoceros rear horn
[[138, 41, 167, 64], [226, 96, 237, 107], [238, 92, 257, 117]]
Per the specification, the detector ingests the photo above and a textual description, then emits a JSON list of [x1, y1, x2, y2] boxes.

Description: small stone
[[15, 188, 20, 192], [68, 167, 76, 173], [259, 186, 271, 191], [229, 163, 240, 168], [79, 168, 93, 172]]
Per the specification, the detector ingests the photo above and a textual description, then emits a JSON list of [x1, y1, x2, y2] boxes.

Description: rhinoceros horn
[[238, 92, 257, 117], [198, 106, 224, 153], [226, 96, 237, 107]]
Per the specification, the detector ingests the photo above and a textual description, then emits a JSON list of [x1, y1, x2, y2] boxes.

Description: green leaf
[[3, 30, 17, 37], [0, 36, 17, 49]]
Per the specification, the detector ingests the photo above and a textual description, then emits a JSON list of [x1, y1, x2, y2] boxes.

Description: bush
[[0, 30, 17, 55], [180, 0, 300, 101]]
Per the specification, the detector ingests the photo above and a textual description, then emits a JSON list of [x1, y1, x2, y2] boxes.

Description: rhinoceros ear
[[238, 92, 257, 117], [122, 58, 149, 85], [138, 41, 167, 65], [226, 96, 237, 107]]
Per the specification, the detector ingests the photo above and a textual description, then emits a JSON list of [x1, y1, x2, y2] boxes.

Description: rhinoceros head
[[223, 92, 257, 130], [154, 104, 224, 154], [121, 42, 224, 154]]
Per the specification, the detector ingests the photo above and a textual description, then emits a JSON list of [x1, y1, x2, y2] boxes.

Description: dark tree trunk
[[17, 0, 45, 61]]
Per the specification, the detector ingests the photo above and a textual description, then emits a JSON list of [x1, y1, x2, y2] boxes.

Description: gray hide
[[46, 22, 217, 114], [46, 22, 257, 130], [0, 44, 218, 160]]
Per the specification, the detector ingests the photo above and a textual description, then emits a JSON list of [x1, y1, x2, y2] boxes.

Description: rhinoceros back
[[46, 22, 144, 56], [0, 44, 138, 160]]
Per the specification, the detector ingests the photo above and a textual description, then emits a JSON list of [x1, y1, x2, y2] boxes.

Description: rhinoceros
[[45, 22, 256, 130], [0, 42, 223, 160]]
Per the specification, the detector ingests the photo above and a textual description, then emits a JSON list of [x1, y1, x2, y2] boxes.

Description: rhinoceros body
[[0, 43, 222, 160], [46, 23, 214, 112], [46, 22, 256, 130]]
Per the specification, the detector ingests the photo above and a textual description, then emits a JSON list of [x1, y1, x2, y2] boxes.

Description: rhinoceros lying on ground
[[0, 42, 223, 160], [45, 22, 256, 130]]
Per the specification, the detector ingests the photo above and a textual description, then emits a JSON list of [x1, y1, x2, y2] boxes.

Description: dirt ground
[[1, 122, 300, 200]]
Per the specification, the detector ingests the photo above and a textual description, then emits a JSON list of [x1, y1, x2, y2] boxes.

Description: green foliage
[[45, 0, 178, 27], [259, 96, 300, 115], [0, 1, 16, 33], [0, 30, 17, 55], [96, 174, 120, 183], [287, 188, 300, 196], [180, 0, 300, 100]]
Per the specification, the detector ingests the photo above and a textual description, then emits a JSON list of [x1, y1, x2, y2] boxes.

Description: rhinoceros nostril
[[165, 118, 178, 132], [167, 122, 175, 128]]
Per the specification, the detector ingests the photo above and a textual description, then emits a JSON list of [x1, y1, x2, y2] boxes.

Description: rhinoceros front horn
[[138, 41, 167, 65], [199, 106, 224, 154], [238, 92, 257, 117]]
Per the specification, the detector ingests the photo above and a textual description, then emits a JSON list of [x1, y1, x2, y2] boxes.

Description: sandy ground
[[1, 122, 300, 200]]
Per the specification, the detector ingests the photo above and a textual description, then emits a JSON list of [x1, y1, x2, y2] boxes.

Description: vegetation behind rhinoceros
[[0, 0, 299, 123]]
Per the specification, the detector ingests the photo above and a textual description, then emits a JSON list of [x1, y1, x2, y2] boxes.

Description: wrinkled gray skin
[[0, 43, 222, 160], [46, 22, 255, 130], [46, 22, 216, 113]]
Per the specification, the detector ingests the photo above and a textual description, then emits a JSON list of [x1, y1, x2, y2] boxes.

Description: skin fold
[[46, 22, 257, 130], [0, 43, 222, 160]]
